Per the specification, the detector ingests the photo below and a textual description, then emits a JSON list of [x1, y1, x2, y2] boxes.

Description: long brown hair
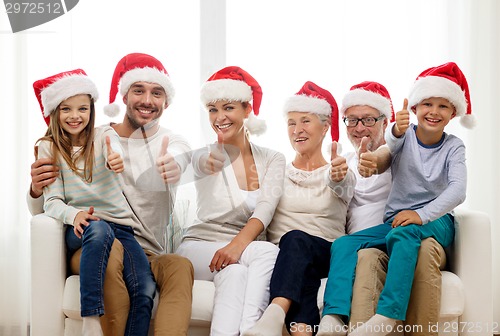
[[36, 95, 96, 183]]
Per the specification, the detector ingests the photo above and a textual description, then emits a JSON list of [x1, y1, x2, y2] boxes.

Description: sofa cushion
[[62, 276, 214, 326], [439, 271, 465, 317], [63, 276, 82, 320], [188, 280, 214, 326]]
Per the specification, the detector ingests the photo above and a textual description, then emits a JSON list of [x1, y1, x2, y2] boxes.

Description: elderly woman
[[243, 81, 355, 336]]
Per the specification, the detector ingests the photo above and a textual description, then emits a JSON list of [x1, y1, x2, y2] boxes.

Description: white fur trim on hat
[[200, 79, 252, 105], [41, 75, 99, 117], [408, 76, 467, 117], [283, 95, 332, 116], [244, 113, 267, 136], [104, 103, 120, 117], [341, 89, 393, 120], [119, 67, 175, 106]]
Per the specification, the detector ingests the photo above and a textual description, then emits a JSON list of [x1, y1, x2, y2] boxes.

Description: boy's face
[[414, 97, 456, 134]]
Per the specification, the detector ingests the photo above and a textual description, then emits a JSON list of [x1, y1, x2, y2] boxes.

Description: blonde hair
[[36, 95, 96, 183]]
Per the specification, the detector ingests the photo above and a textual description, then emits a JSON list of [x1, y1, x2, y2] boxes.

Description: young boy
[[317, 62, 475, 336]]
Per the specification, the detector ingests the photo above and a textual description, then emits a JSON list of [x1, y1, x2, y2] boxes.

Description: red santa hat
[[200, 66, 266, 135], [283, 81, 340, 142], [33, 68, 99, 126], [408, 62, 475, 128], [104, 53, 175, 117], [341, 81, 394, 122]]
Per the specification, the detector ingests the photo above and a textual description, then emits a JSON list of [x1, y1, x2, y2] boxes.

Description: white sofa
[[30, 207, 493, 336]]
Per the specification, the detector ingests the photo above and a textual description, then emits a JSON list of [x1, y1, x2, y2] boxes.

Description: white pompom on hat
[[33, 68, 99, 126], [341, 81, 394, 122], [408, 62, 475, 128], [104, 53, 175, 117], [283, 81, 339, 142], [200, 66, 266, 135]]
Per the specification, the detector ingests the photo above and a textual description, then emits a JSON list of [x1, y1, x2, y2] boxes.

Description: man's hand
[[73, 206, 100, 238], [202, 132, 226, 175], [30, 145, 59, 198], [329, 141, 348, 182], [358, 137, 378, 177], [391, 210, 422, 228], [157, 136, 181, 184], [106, 136, 124, 173], [393, 98, 410, 138]]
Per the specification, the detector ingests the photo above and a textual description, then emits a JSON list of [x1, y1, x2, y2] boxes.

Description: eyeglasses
[[343, 115, 386, 127]]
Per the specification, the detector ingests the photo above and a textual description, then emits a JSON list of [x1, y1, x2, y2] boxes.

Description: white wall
[[0, 0, 498, 333]]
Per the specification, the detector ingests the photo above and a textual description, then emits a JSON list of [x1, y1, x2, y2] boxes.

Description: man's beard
[[126, 109, 160, 131]]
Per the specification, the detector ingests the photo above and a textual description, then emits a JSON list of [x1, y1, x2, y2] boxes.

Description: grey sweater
[[384, 124, 466, 224]]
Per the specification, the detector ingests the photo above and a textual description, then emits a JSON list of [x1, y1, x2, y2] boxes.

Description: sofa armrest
[[30, 214, 66, 336], [449, 208, 493, 335]]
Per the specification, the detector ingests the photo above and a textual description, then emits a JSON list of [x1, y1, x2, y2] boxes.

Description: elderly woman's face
[[287, 112, 328, 155]]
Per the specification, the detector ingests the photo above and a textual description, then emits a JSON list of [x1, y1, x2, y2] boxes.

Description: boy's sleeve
[[415, 142, 467, 224], [384, 122, 407, 154]]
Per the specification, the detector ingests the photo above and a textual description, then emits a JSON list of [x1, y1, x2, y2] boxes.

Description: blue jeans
[[66, 220, 156, 336], [322, 214, 454, 321]]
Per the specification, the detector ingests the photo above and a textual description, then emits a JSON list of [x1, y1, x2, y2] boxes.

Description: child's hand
[[73, 206, 100, 238], [393, 98, 410, 138], [202, 132, 225, 175], [106, 136, 124, 173], [392, 210, 422, 228], [357, 137, 377, 177], [330, 141, 348, 182], [157, 136, 181, 184]]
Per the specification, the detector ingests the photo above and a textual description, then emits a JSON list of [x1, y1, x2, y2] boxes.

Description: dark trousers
[[270, 230, 333, 330]]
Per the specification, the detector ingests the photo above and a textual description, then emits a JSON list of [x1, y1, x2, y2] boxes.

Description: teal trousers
[[322, 214, 454, 320]]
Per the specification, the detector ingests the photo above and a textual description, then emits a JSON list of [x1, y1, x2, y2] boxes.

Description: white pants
[[176, 240, 279, 336]]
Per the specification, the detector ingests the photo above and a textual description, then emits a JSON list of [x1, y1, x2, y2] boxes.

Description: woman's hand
[[330, 141, 348, 182], [209, 240, 245, 272]]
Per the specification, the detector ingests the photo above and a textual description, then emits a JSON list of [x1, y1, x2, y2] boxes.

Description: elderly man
[[318, 81, 444, 336]]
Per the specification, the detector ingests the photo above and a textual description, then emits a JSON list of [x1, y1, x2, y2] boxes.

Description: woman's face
[[207, 100, 251, 142], [287, 112, 328, 155]]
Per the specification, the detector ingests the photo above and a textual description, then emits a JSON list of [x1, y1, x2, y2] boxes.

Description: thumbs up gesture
[[357, 136, 378, 177], [157, 136, 181, 184], [329, 141, 348, 182], [106, 136, 124, 173], [393, 98, 410, 138], [203, 132, 226, 175]]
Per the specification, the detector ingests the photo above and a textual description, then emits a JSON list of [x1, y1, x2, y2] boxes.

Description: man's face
[[344, 105, 388, 152], [123, 81, 167, 130]]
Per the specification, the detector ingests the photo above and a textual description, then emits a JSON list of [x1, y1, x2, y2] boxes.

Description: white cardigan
[[183, 142, 286, 242]]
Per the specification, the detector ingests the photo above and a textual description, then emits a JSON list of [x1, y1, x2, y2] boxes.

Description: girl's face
[[207, 100, 251, 142], [58, 94, 92, 145], [414, 97, 456, 134], [287, 112, 328, 156]]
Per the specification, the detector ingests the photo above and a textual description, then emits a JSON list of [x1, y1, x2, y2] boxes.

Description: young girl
[[318, 62, 474, 336], [33, 69, 155, 336], [176, 66, 285, 335]]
